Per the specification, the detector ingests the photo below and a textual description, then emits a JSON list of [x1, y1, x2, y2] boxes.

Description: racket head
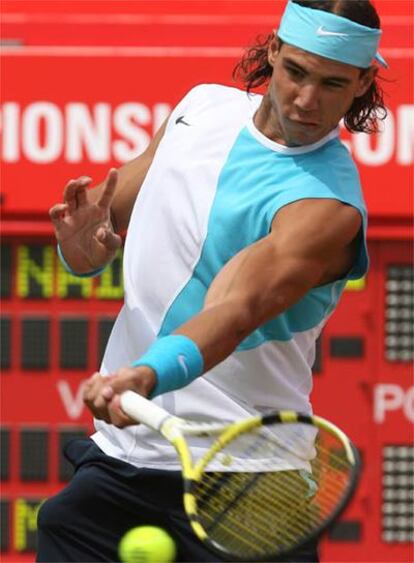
[[184, 411, 361, 562]]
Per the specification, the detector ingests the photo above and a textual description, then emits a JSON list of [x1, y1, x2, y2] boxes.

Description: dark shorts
[[36, 438, 320, 562]]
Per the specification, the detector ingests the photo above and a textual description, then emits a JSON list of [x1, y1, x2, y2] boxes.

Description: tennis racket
[[120, 390, 360, 562]]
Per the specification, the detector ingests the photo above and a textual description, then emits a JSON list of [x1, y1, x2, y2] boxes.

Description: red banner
[[1, 49, 412, 218]]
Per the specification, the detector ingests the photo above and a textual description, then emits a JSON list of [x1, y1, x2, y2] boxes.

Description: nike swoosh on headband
[[317, 26, 348, 38]]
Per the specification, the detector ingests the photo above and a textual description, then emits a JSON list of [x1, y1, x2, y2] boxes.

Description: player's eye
[[285, 65, 304, 79], [325, 81, 345, 89]]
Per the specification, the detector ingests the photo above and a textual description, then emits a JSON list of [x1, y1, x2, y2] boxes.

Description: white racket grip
[[120, 390, 170, 431]]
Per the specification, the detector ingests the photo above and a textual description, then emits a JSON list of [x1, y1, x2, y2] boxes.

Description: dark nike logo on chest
[[175, 115, 191, 126]]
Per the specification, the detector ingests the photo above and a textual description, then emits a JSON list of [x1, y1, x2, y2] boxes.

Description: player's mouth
[[290, 119, 320, 128]]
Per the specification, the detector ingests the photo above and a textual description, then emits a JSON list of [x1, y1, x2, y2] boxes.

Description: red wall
[[1, 0, 413, 223]]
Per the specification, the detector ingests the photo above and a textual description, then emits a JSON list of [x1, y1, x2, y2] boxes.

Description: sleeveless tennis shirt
[[92, 84, 368, 469]]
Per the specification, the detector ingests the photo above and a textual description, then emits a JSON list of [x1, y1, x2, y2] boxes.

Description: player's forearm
[[176, 272, 314, 372], [175, 236, 326, 372], [175, 301, 253, 371], [102, 270, 314, 402]]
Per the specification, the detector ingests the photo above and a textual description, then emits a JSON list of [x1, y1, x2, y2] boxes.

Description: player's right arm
[[49, 119, 167, 274]]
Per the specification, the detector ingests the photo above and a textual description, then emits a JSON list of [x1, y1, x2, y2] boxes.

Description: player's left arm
[[84, 198, 361, 424]]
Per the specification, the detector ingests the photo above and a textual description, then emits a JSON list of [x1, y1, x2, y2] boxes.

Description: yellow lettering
[[14, 498, 44, 552], [95, 250, 124, 299], [57, 262, 93, 298], [16, 245, 54, 298]]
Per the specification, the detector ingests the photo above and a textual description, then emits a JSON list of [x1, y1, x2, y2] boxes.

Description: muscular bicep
[[270, 199, 362, 285], [204, 199, 361, 326]]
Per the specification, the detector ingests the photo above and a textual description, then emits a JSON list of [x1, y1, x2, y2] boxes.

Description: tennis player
[[38, 1, 387, 561]]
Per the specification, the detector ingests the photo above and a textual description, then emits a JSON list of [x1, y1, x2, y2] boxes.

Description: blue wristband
[[57, 244, 106, 278], [132, 335, 204, 398]]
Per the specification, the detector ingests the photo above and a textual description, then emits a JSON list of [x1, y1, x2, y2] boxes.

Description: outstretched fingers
[[97, 168, 118, 210], [63, 176, 92, 212], [49, 203, 69, 226]]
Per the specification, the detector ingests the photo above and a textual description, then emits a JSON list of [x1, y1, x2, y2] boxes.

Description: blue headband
[[278, 1, 388, 69]]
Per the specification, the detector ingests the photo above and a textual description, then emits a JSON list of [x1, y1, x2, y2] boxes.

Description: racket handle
[[120, 390, 170, 431]]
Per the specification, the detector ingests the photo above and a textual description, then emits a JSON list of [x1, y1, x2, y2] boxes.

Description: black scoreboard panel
[[20, 429, 49, 482], [60, 318, 89, 369], [1, 316, 119, 374], [1, 239, 123, 556], [21, 318, 50, 370], [1, 317, 11, 370], [1, 428, 10, 481], [1, 244, 12, 298], [1, 426, 90, 484]]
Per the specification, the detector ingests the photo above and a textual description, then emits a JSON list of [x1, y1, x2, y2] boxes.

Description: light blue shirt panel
[[158, 127, 368, 348], [267, 137, 369, 281]]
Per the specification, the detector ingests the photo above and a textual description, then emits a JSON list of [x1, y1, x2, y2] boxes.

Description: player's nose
[[294, 84, 320, 112]]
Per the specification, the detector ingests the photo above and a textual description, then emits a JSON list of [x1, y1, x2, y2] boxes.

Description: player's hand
[[49, 169, 122, 274], [83, 367, 156, 427]]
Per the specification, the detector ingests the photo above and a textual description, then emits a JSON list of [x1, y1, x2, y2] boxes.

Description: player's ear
[[354, 66, 377, 98], [268, 33, 281, 67]]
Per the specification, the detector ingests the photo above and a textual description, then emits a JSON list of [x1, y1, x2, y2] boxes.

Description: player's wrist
[[131, 335, 204, 398], [130, 366, 157, 398], [57, 243, 107, 277]]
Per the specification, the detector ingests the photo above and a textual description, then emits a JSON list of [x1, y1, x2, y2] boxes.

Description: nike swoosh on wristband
[[316, 26, 348, 37], [177, 354, 190, 379]]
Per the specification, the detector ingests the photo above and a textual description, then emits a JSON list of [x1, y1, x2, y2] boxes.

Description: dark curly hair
[[233, 0, 387, 134]]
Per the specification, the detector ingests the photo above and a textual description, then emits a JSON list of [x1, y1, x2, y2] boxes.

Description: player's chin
[[285, 119, 327, 145], [292, 127, 325, 145]]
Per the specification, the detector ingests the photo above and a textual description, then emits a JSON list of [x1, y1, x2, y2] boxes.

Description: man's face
[[265, 39, 375, 146]]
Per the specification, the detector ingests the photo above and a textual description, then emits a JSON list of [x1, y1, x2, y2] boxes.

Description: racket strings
[[192, 425, 354, 558], [197, 470, 315, 549], [196, 473, 312, 555]]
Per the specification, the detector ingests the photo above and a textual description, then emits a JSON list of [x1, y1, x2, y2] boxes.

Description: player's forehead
[[279, 42, 361, 80]]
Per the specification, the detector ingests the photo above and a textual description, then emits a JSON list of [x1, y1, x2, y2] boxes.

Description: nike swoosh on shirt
[[175, 115, 191, 126], [177, 355, 190, 379], [316, 26, 348, 37]]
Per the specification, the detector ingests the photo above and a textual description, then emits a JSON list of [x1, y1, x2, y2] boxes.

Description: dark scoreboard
[[1, 240, 124, 556], [1, 242, 123, 372], [1, 238, 413, 561]]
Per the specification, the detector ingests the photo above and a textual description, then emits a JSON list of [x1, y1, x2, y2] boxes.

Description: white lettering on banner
[[66, 103, 110, 162], [23, 102, 63, 163], [1, 102, 19, 162], [0, 102, 171, 163], [374, 384, 414, 424], [397, 105, 414, 165], [113, 103, 151, 162], [57, 379, 87, 420], [1, 103, 412, 165]]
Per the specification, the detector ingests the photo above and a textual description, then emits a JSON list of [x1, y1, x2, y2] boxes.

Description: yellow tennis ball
[[118, 526, 176, 563]]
